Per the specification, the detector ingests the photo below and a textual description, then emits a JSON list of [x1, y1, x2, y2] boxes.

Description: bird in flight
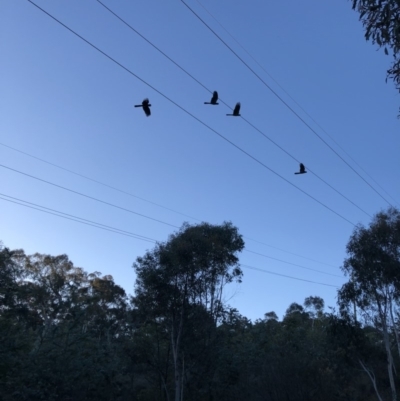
[[204, 91, 219, 105], [295, 163, 307, 175], [134, 98, 151, 117], [226, 102, 241, 116]]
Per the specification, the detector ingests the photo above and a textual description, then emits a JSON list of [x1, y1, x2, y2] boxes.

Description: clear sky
[[1, 0, 399, 320]]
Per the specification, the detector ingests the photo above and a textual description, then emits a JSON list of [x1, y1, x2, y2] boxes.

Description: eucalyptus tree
[[351, 0, 400, 112], [1, 250, 130, 400], [338, 207, 400, 401], [133, 222, 244, 401]]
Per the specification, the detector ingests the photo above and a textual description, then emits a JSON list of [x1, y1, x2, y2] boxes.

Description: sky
[[1, 0, 399, 321]]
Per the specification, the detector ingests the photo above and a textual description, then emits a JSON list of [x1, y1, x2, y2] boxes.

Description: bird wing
[[234, 102, 241, 114]]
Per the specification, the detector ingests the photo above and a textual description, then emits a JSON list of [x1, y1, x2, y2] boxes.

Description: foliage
[[352, 0, 400, 112], [338, 207, 400, 401], [132, 222, 244, 401], [2, 213, 399, 400]]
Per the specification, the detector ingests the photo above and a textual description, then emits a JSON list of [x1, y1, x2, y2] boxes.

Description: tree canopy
[[2, 214, 400, 400], [339, 207, 400, 401], [133, 221, 244, 401], [352, 0, 400, 111]]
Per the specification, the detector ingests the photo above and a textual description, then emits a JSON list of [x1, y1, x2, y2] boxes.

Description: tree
[[304, 296, 325, 329], [132, 222, 244, 401], [0, 249, 131, 401], [338, 207, 400, 401], [351, 0, 400, 113]]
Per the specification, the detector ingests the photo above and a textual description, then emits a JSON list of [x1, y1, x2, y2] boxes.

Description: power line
[[195, 0, 400, 208], [0, 194, 157, 243], [25, 0, 357, 227], [0, 163, 180, 229], [0, 192, 157, 243], [180, 0, 393, 207], [243, 236, 338, 268], [2, 193, 337, 277], [0, 142, 200, 222], [94, 0, 371, 219], [244, 250, 341, 278], [241, 264, 340, 288], [0, 191, 340, 288], [0, 142, 339, 269], [95, 0, 212, 95], [3, 143, 338, 276]]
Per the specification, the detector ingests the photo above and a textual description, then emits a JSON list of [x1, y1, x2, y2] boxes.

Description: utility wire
[[244, 250, 341, 278], [1, 193, 338, 277], [95, 0, 371, 219], [0, 163, 180, 229], [0, 142, 338, 269], [0, 192, 340, 288], [194, 0, 400, 207], [25, 0, 357, 227], [241, 264, 340, 288], [0, 192, 156, 242], [180, 0, 393, 207], [0, 163, 348, 275], [2, 157, 342, 275], [0, 142, 200, 222], [0, 194, 157, 243], [243, 236, 338, 268]]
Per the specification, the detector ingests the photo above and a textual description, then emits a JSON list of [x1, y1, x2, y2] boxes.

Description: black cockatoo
[[134, 98, 151, 117], [204, 91, 219, 105], [295, 163, 307, 174], [226, 102, 241, 116]]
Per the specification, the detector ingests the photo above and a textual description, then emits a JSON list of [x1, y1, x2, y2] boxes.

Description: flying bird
[[226, 102, 241, 116], [295, 163, 307, 175], [134, 98, 151, 117], [204, 91, 219, 105]]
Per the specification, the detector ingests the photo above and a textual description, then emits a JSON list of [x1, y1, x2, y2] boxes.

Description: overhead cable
[[241, 264, 340, 288], [0, 142, 338, 268], [194, 0, 400, 207], [244, 250, 341, 278], [0, 163, 180, 229], [95, 0, 371, 218], [180, 0, 393, 207], [25, 0, 357, 227], [0, 193, 157, 243], [0, 192, 340, 288]]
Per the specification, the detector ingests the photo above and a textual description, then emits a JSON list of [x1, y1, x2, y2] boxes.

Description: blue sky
[[1, 0, 399, 320]]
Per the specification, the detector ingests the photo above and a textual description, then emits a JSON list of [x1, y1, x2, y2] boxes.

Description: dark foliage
[[2, 214, 400, 400], [352, 0, 400, 113]]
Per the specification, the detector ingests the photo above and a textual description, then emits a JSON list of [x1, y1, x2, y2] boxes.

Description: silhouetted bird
[[226, 102, 241, 116], [204, 91, 219, 105], [134, 98, 151, 117], [295, 163, 307, 175]]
